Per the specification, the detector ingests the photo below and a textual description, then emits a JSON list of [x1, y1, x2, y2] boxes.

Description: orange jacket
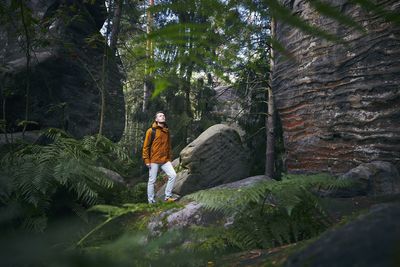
[[142, 122, 172, 164]]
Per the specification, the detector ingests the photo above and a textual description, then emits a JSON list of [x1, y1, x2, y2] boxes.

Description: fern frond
[[187, 180, 274, 214], [21, 216, 47, 232], [1, 132, 132, 231], [39, 127, 71, 141], [187, 173, 351, 250], [77, 203, 156, 247]]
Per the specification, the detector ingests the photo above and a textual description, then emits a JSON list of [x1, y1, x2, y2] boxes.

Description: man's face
[[155, 113, 166, 123]]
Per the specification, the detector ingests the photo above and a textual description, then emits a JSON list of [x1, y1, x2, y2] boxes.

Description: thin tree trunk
[[184, 65, 193, 144], [185, 65, 193, 118], [2, 97, 9, 144], [19, 1, 31, 138], [265, 17, 276, 178], [99, 50, 107, 136], [109, 0, 122, 54], [98, 0, 120, 135], [143, 0, 154, 112], [265, 87, 275, 178]]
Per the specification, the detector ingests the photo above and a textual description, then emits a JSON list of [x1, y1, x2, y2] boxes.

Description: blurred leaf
[[350, 0, 400, 25], [307, 0, 366, 33], [152, 78, 172, 98], [266, 0, 343, 43], [17, 120, 39, 127]]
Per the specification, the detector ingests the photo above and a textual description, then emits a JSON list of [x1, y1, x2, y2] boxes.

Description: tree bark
[[109, 0, 122, 54], [265, 17, 276, 178], [99, 50, 107, 136], [143, 0, 154, 112], [19, 0, 31, 137]]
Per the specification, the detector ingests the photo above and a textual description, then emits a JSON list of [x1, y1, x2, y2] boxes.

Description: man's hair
[[154, 111, 165, 119]]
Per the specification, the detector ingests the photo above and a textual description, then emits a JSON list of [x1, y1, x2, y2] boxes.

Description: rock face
[[284, 202, 400, 267], [273, 0, 400, 173], [326, 161, 400, 197], [0, 1, 125, 141], [158, 124, 250, 196], [213, 85, 243, 123]]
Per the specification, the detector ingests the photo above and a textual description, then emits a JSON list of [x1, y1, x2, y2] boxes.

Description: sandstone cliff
[[0, 0, 125, 141], [273, 0, 400, 173]]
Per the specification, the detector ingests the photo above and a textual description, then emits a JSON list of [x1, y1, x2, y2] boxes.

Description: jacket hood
[[152, 122, 169, 131]]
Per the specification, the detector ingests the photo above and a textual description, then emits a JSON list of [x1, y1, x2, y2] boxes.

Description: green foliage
[[0, 173, 359, 266], [308, 0, 365, 32], [75, 229, 217, 267], [0, 129, 134, 232], [118, 182, 148, 204], [76, 200, 183, 247], [17, 120, 39, 129], [187, 174, 353, 249], [76, 202, 157, 247], [350, 0, 400, 25], [66, 174, 353, 266]]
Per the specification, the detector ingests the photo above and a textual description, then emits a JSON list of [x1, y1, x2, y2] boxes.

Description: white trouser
[[148, 161, 176, 203]]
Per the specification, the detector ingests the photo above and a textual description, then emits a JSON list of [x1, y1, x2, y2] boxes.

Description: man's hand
[[146, 163, 151, 168]]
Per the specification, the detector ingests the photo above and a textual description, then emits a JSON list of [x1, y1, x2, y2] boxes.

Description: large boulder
[[0, 1, 125, 141], [284, 202, 400, 267], [158, 124, 250, 197], [325, 161, 400, 197], [273, 0, 400, 173], [149, 175, 272, 236]]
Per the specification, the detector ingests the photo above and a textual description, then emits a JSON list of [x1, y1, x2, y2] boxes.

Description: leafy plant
[[65, 174, 353, 266], [76, 202, 157, 247], [75, 200, 184, 249], [0, 129, 133, 232], [186, 173, 353, 249]]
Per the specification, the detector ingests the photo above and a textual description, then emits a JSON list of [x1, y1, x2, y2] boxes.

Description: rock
[[213, 175, 273, 189], [148, 202, 222, 236], [149, 175, 272, 235], [327, 161, 400, 197], [0, 131, 41, 145], [273, 0, 400, 173], [157, 124, 250, 196], [213, 85, 243, 123], [284, 202, 400, 267], [147, 202, 223, 237], [171, 158, 180, 168], [0, 1, 125, 141], [97, 167, 126, 186]]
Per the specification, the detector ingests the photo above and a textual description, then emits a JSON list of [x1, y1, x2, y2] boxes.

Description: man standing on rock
[[142, 111, 177, 203]]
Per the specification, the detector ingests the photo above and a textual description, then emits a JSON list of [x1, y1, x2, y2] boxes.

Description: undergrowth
[[186, 173, 353, 249], [0, 128, 135, 232], [61, 173, 354, 267]]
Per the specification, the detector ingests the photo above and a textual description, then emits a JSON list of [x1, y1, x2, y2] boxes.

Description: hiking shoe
[[148, 199, 156, 204], [164, 197, 178, 203]]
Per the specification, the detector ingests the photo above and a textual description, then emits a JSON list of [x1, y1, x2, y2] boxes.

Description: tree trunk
[[99, 51, 107, 136], [19, 0, 31, 138], [143, 0, 154, 112], [265, 17, 276, 178], [109, 0, 122, 54]]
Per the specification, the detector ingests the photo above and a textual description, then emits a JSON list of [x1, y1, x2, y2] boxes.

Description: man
[[142, 111, 177, 203]]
